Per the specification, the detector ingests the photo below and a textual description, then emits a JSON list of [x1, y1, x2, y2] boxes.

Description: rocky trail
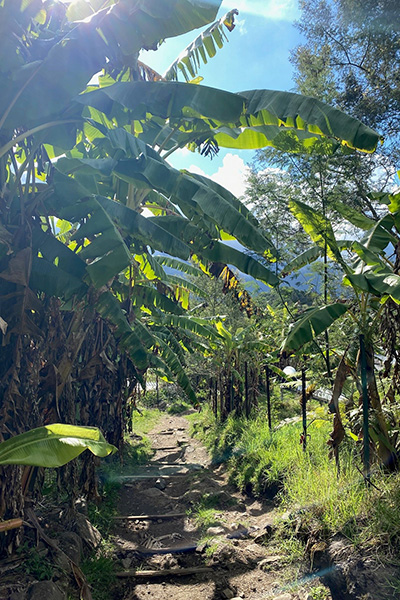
[[111, 413, 314, 600]]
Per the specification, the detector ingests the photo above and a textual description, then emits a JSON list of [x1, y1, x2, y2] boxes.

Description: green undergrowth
[[88, 481, 120, 538], [189, 405, 328, 496], [131, 407, 161, 436], [189, 405, 400, 558], [167, 398, 192, 414], [190, 492, 227, 532], [17, 542, 54, 581], [81, 553, 116, 600]]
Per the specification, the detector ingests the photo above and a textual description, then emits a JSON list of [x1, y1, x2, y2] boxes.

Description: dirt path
[[112, 413, 307, 600]]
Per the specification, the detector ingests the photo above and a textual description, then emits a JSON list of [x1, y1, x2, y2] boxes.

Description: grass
[[190, 405, 323, 495], [99, 407, 161, 483], [81, 554, 116, 600], [190, 404, 400, 561], [190, 492, 226, 532], [131, 407, 161, 436], [167, 399, 192, 415]]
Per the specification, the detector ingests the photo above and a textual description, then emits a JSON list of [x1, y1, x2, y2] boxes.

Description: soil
[[111, 412, 322, 600]]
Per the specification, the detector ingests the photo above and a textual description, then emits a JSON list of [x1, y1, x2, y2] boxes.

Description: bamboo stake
[[244, 361, 249, 418], [0, 518, 23, 533]]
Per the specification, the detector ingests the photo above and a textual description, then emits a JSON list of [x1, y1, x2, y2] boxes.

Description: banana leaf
[[77, 81, 381, 153], [282, 303, 349, 354], [0, 424, 116, 468], [163, 9, 238, 81]]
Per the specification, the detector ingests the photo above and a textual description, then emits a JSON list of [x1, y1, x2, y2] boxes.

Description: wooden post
[[252, 368, 257, 409], [265, 365, 272, 430], [219, 373, 224, 420], [359, 334, 370, 484], [156, 374, 159, 406], [229, 374, 233, 414], [301, 367, 307, 452], [214, 377, 218, 419], [244, 361, 249, 418]]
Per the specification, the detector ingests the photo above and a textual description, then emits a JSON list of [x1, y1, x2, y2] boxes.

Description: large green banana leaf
[[237, 89, 380, 153], [84, 124, 275, 256], [76, 81, 245, 123], [159, 315, 220, 341], [76, 81, 380, 153], [133, 284, 184, 315], [202, 240, 279, 286], [112, 155, 274, 257], [155, 256, 204, 277], [0, 424, 116, 468], [289, 199, 346, 267], [154, 335, 196, 403], [282, 238, 388, 278], [165, 274, 207, 298], [359, 214, 396, 253], [282, 303, 349, 354], [332, 200, 376, 231], [282, 246, 323, 276], [345, 272, 400, 303], [92, 0, 221, 58]]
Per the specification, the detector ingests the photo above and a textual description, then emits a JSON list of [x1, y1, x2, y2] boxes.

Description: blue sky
[[141, 0, 303, 196]]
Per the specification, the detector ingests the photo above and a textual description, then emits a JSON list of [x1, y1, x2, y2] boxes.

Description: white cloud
[[221, 0, 299, 21], [172, 147, 191, 159], [235, 17, 248, 36], [189, 153, 250, 198]]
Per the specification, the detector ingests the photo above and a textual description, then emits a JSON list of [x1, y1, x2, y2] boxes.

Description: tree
[[292, 0, 400, 173]]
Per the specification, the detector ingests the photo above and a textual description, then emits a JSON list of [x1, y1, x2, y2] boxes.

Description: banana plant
[[207, 322, 271, 420], [281, 194, 400, 466]]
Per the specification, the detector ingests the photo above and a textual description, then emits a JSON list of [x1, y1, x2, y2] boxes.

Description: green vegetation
[[191, 492, 226, 532], [17, 543, 54, 581], [99, 408, 161, 483], [132, 408, 161, 439], [81, 554, 116, 600], [191, 404, 400, 559], [88, 481, 120, 539], [0, 6, 399, 600]]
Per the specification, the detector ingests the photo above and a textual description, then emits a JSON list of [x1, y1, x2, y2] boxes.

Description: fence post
[[265, 365, 272, 430], [244, 362, 249, 418], [359, 334, 370, 484], [301, 367, 307, 452]]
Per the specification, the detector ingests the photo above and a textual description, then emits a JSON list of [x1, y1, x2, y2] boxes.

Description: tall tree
[[292, 0, 400, 162]]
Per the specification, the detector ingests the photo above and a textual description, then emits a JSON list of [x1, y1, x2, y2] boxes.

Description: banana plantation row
[[1, 0, 399, 556]]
